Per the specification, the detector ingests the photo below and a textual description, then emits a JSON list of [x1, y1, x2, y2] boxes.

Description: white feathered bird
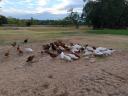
[[94, 49, 104, 56], [60, 52, 72, 62], [71, 48, 79, 53], [102, 49, 115, 56], [67, 54, 79, 60], [83, 49, 94, 56], [24, 48, 33, 53], [96, 47, 107, 52], [85, 45, 94, 51]]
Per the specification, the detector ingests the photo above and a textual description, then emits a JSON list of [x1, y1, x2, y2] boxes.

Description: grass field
[[0, 26, 89, 45], [0, 26, 128, 50], [87, 29, 128, 35]]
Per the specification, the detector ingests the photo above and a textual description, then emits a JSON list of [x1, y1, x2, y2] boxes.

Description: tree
[[82, 0, 128, 29], [67, 8, 80, 29], [0, 15, 8, 25]]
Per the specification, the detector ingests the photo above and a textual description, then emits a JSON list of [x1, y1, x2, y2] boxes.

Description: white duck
[[83, 49, 94, 56], [67, 54, 79, 60], [71, 48, 79, 53], [96, 47, 107, 52], [24, 48, 33, 53], [102, 49, 115, 56], [73, 44, 82, 50], [60, 52, 72, 62], [94, 49, 104, 56], [85, 45, 94, 52]]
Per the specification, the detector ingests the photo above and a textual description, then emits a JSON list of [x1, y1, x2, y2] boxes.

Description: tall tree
[[0, 15, 8, 25], [67, 8, 80, 29], [82, 0, 128, 29]]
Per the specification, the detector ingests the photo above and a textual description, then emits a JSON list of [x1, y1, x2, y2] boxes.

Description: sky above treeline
[[0, 0, 83, 20]]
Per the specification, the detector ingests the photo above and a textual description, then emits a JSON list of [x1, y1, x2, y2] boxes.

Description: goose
[[24, 48, 33, 53], [67, 54, 79, 60], [60, 52, 72, 62]]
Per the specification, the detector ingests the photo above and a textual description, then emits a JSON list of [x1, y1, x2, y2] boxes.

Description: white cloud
[[0, 0, 83, 18]]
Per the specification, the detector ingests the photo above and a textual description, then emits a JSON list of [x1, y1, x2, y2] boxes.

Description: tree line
[[1, 0, 128, 29], [0, 15, 86, 27]]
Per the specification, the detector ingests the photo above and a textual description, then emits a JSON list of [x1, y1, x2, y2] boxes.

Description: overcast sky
[[0, 0, 84, 19]]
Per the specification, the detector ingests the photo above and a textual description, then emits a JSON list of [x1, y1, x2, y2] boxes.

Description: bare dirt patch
[[0, 36, 128, 96]]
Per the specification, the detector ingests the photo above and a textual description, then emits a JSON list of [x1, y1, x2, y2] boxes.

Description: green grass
[[0, 26, 88, 45], [87, 29, 128, 35]]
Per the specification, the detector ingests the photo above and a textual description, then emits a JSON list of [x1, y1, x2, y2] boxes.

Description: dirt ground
[[0, 35, 128, 96]]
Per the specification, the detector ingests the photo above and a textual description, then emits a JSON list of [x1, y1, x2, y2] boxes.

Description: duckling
[[58, 46, 65, 51], [26, 55, 35, 62], [17, 45, 19, 50], [60, 52, 72, 62]]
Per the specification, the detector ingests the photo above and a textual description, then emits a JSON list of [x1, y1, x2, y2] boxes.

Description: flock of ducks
[[3, 39, 115, 63], [41, 40, 115, 62]]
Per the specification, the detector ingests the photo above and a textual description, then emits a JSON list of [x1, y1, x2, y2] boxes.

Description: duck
[[72, 44, 82, 50], [11, 42, 17, 47], [102, 49, 115, 56], [4, 50, 10, 57], [94, 49, 104, 56], [24, 48, 33, 53], [96, 47, 107, 52], [45, 51, 58, 58], [50, 43, 57, 51], [85, 44, 94, 52], [24, 39, 28, 43], [83, 49, 94, 56], [26, 55, 35, 62], [67, 53, 79, 60], [42, 44, 50, 51], [60, 52, 72, 62], [71, 48, 80, 53], [17, 49, 24, 55]]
